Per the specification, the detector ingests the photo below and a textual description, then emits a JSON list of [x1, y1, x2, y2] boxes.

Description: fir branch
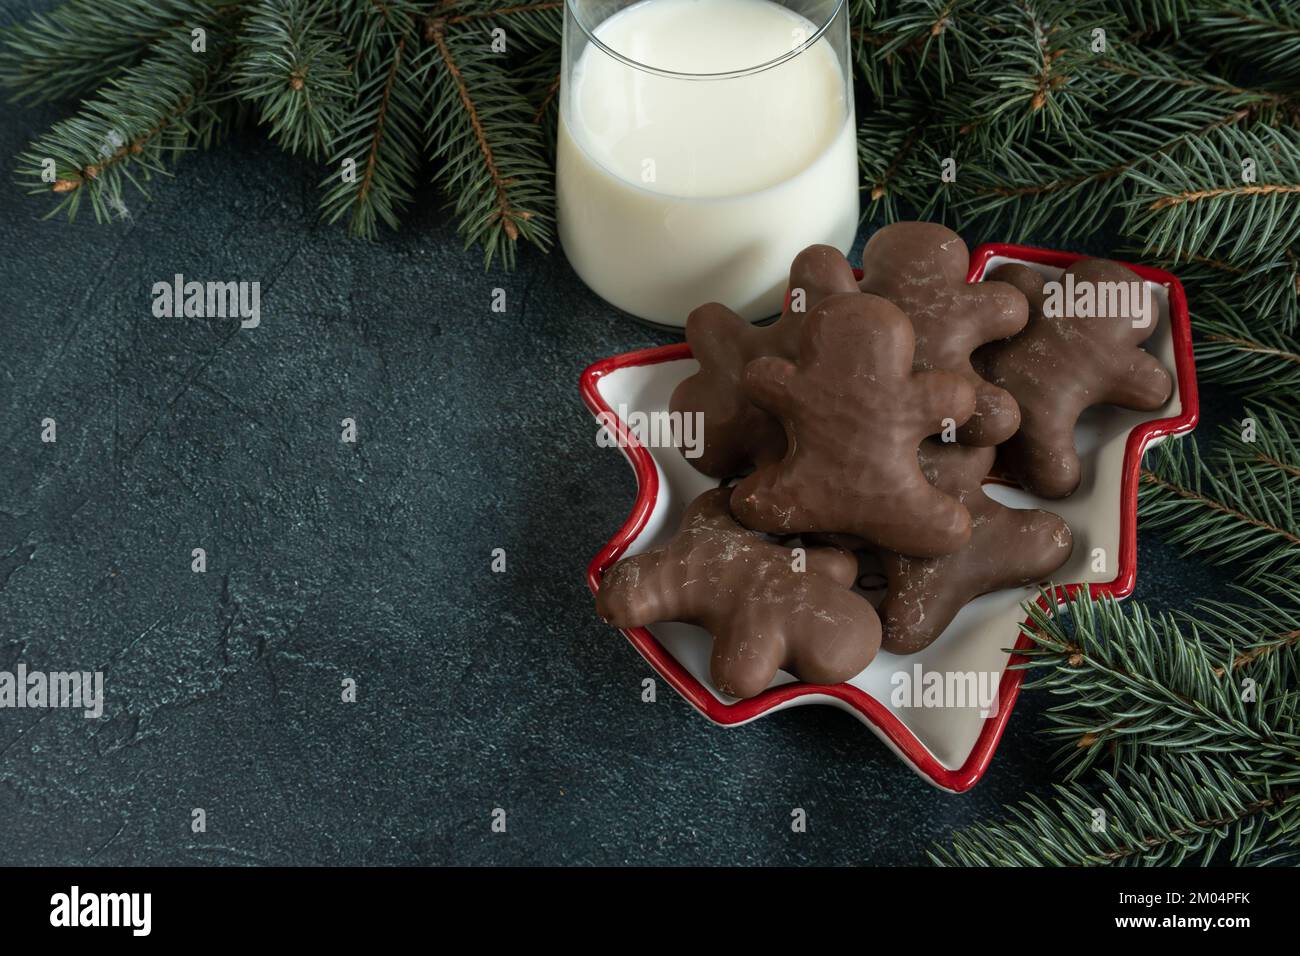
[[858, 95, 946, 221], [951, 1, 1118, 147], [938, 34, 1293, 239], [1154, 183, 1300, 214], [954, 100, 1267, 239], [953, 129, 1134, 238], [1191, 0, 1300, 84], [232, 0, 353, 160], [1150, 248, 1299, 336], [438, 0, 562, 52], [1220, 405, 1300, 499], [319, 8, 427, 239], [869, 0, 984, 95], [852, 0, 933, 100], [0, 0, 241, 104], [1138, 437, 1300, 584], [1088, 43, 1300, 127], [424, 15, 553, 268], [932, 754, 1294, 866], [13, 24, 235, 222], [1091, 0, 1191, 36], [516, 45, 561, 160], [936, 587, 1300, 866], [1124, 124, 1300, 264], [336, 0, 414, 51], [846, 0, 882, 92], [1194, 314, 1300, 405], [1196, 579, 1300, 683], [1012, 587, 1300, 776]]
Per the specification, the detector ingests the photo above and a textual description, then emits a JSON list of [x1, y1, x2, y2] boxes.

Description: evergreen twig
[[232, 0, 353, 160], [13, 24, 236, 222], [1138, 435, 1300, 584], [1192, 0, 1300, 85], [1124, 125, 1300, 264], [935, 587, 1300, 865], [1194, 318, 1300, 408], [0, 0, 241, 103], [932, 753, 1296, 866], [319, 1, 428, 239], [424, 14, 553, 267]]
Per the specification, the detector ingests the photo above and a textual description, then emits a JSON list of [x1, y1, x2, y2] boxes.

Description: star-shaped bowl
[[580, 242, 1199, 791]]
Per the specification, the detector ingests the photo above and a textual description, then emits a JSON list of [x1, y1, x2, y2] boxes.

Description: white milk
[[557, 0, 858, 327]]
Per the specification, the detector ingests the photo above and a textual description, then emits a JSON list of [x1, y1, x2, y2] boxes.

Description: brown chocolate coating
[[801, 532, 869, 552], [730, 292, 977, 557], [978, 259, 1173, 498], [878, 442, 1074, 655], [669, 245, 860, 477], [858, 222, 1029, 446], [595, 488, 881, 699]]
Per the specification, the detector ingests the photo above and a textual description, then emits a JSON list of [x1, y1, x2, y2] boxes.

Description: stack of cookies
[[596, 222, 1173, 699]]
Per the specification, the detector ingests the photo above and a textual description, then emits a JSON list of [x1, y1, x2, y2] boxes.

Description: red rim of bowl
[[578, 241, 1200, 793]]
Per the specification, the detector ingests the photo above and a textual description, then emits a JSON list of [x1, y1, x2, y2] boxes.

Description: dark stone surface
[[0, 2, 1235, 866]]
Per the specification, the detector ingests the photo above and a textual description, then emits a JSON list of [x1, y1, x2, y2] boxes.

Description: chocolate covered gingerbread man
[[669, 245, 861, 477], [596, 488, 881, 699], [878, 441, 1074, 654], [858, 221, 1029, 446], [979, 259, 1173, 498], [731, 292, 977, 557]]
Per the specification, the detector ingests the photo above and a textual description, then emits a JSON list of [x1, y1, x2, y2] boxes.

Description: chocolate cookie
[[979, 259, 1173, 498], [858, 221, 1029, 446], [878, 442, 1074, 654], [669, 245, 860, 477], [731, 292, 977, 557], [595, 488, 881, 699]]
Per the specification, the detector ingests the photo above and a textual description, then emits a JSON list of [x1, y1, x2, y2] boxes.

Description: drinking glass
[[556, 0, 858, 329]]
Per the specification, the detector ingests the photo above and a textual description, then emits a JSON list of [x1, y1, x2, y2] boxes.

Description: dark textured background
[[0, 0, 1236, 866]]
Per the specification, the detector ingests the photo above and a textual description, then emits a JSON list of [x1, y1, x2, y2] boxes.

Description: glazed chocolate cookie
[[731, 292, 977, 557], [595, 488, 881, 699], [979, 259, 1173, 498], [669, 245, 860, 477], [878, 441, 1074, 655], [858, 222, 1029, 446]]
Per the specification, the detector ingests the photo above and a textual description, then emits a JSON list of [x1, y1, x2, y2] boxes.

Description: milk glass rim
[[565, 0, 849, 80]]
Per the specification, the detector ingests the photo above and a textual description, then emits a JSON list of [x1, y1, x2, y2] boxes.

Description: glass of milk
[[557, 0, 859, 328]]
